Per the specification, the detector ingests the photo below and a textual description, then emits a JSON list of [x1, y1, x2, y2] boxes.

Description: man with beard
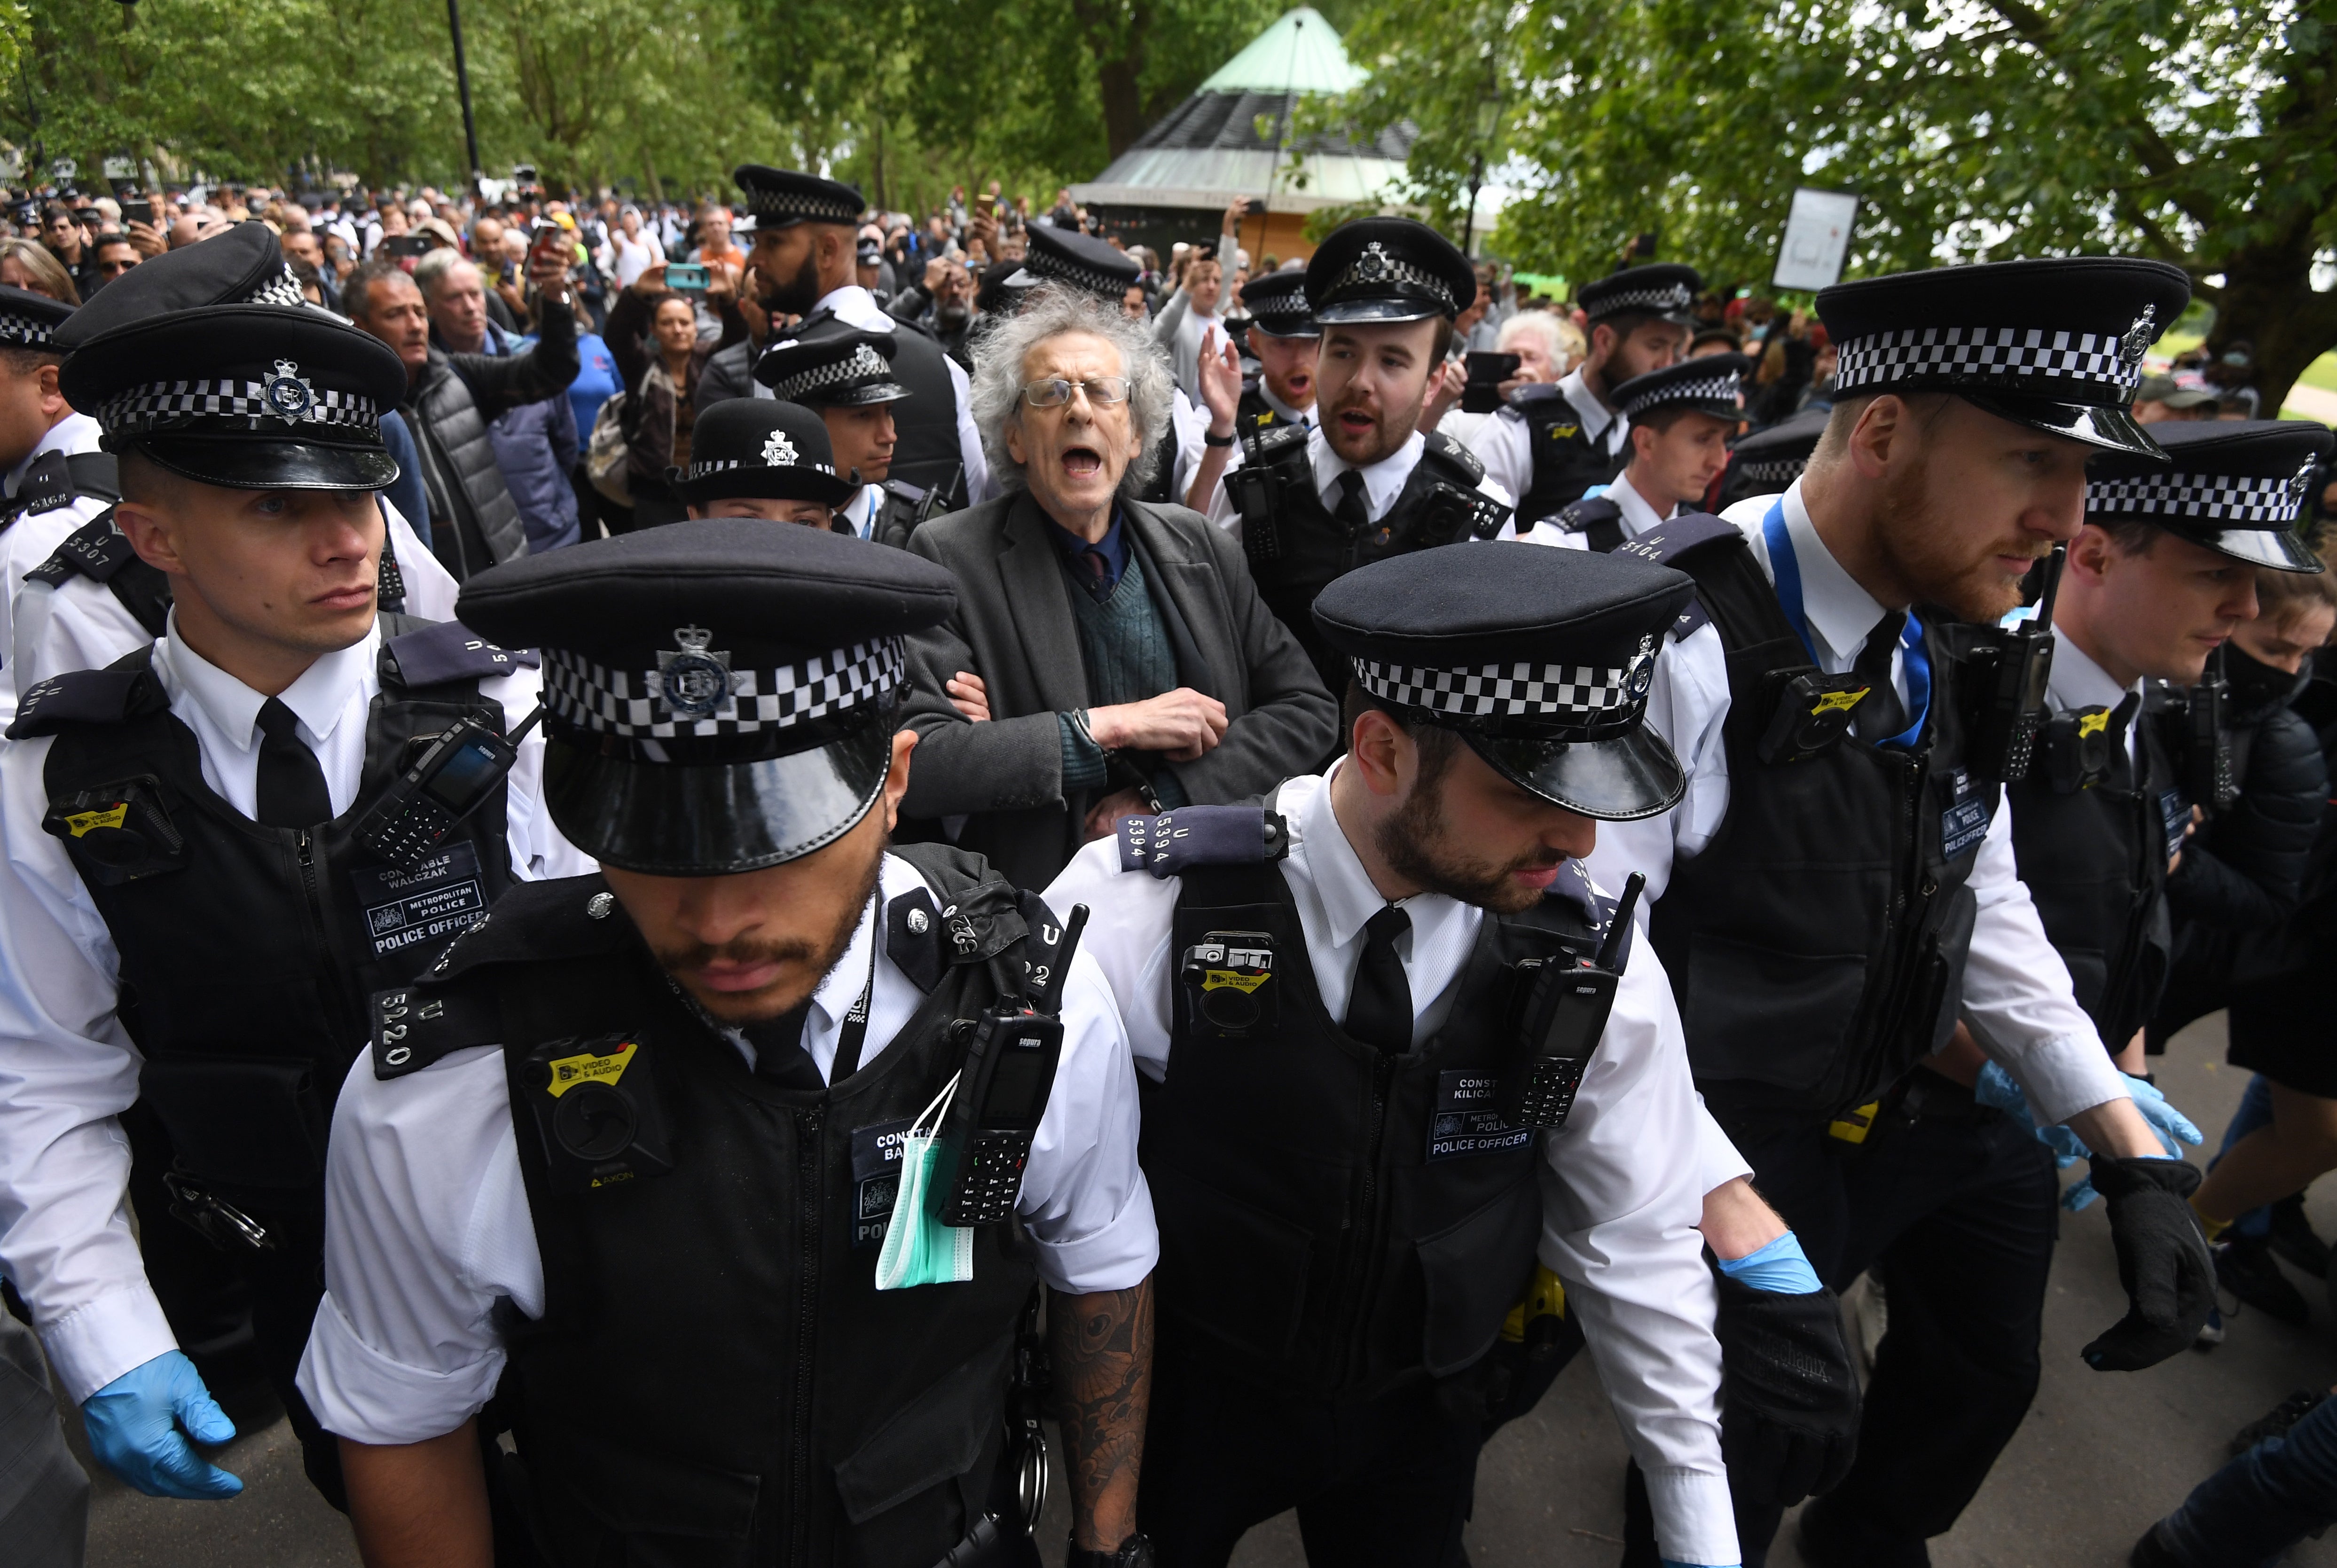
[[1587, 257, 2218, 1568], [1206, 219, 1507, 697], [1525, 353, 1754, 552], [1470, 262, 1700, 526], [299, 519, 1160, 1568], [731, 165, 988, 509], [1048, 541, 1831, 1568]]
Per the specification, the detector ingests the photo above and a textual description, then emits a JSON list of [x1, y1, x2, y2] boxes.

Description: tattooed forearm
[[1048, 1277, 1154, 1552]]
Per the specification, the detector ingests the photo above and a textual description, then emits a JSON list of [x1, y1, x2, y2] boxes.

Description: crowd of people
[[1, 158, 2336, 1568]]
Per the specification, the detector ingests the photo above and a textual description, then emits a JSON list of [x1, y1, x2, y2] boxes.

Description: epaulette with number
[[1421, 429, 1486, 486], [1557, 496, 1623, 535], [379, 619, 540, 689], [27, 511, 137, 587], [1613, 512, 1745, 641], [373, 875, 637, 1079], [1506, 383, 1566, 412], [6, 651, 169, 739], [2, 451, 120, 529], [1117, 805, 1292, 879], [1249, 420, 1309, 463]]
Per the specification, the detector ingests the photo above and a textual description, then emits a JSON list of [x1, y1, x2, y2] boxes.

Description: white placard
[[1772, 187, 1859, 293]]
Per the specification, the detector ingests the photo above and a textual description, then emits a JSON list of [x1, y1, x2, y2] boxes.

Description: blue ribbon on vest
[[1761, 496, 1930, 750]]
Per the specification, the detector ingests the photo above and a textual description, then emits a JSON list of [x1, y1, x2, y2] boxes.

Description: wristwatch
[[1202, 429, 1236, 447], [1067, 1534, 1154, 1568]]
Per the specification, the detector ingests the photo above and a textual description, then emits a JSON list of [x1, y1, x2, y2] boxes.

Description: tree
[[1336, 0, 2337, 414]]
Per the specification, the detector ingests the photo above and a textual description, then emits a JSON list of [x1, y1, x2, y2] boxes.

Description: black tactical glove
[[2084, 1155, 2214, 1372], [1713, 1270, 1863, 1504]]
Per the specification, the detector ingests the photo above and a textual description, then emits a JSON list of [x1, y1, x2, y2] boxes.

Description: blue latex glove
[[1974, 1062, 2086, 1162], [81, 1349, 243, 1499], [1976, 1062, 2203, 1171], [1713, 1230, 1823, 1294], [2125, 1073, 2204, 1154]]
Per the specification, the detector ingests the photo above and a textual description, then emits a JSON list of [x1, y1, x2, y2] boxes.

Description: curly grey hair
[[968, 284, 1176, 497]]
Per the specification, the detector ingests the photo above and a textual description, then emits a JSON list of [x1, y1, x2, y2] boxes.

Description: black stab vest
[[1142, 858, 1613, 1401], [1510, 384, 1625, 523], [1236, 382, 1300, 440], [1236, 424, 1504, 696], [21, 618, 519, 1206], [1619, 520, 1998, 1119], [883, 321, 968, 508], [2006, 702, 2178, 1051], [381, 847, 1045, 1568]]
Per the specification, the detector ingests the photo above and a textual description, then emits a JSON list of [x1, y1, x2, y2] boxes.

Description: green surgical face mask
[[875, 1073, 975, 1291]]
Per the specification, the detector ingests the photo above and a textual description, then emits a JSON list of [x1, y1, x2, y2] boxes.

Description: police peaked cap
[[1240, 269, 1319, 338], [1718, 406, 1831, 508], [52, 222, 307, 352], [456, 518, 958, 875], [1312, 541, 1692, 821], [731, 165, 864, 232], [753, 310, 909, 408], [1579, 264, 1702, 328], [1609, 353, 1753, 423], [670, 398, 856, 508], [2087, 418, 2331, 573], [1305, 218, 1476, 326], [0, 285, 74, 348], [1013, 222, 1140, 301], [1816, 255, 2191, 458]]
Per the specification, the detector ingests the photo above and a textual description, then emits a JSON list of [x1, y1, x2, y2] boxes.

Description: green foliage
[[1334, 0, 2337, 408]]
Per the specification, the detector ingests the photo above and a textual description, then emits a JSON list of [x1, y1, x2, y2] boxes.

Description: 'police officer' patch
[[349, 841, 488, 960], [1428, 1070, 1534, 1161], [1939, 768, 1991, 861]]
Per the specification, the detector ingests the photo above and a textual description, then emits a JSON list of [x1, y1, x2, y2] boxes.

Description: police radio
[[1497, 873, 1644, 1129], [1959, 543, 2065, 783], [355, 705, 542, 870], [929, 904, 1090, 1227], [2168, 647, 2239, 815]]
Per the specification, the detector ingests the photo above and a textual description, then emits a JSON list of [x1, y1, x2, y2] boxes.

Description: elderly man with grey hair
[[899, 284, 1337, 888]]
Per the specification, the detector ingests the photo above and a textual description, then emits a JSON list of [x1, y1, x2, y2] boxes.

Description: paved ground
[[71, 1010, 2337, 1566]]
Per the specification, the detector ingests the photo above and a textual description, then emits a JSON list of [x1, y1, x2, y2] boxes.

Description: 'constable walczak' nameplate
[[1428, 1070, 1534, 1161], [349, 840, 488, 959]]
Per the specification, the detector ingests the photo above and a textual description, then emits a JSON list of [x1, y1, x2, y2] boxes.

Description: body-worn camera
[[1496, 874, 1644, 1129], [1957, 543, 2065, 784], [1756, 669, 1876, 764], [1178, 929, 1277, 1037], [43, 776, 187, 884], [2039, 705, 2119, 793], [517, 1034, 674, 1193], [355, 706, 539, 870], [928, 906, 1090, 1226]]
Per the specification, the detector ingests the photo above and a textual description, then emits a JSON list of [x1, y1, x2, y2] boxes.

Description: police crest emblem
[[261, 359, 315, 421], [2119, 306, 2157, 367], [761, 429, 798, 467], [654, 626, 738, 720]]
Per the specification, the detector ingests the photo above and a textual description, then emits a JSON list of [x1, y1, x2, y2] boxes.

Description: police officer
[[1205, 218, 1513, 696], [1050, 541, 1863, 1568], [1528, 353, 1754, 552], [733, 164, 991, 509], [753, 311, 919, 542], [0, 284, 116, 722], [1587, 256, 2217, 1566], [0, 280, 583, 1509], [14, 224, 463, 712], [1231, 269, 1318, 439], [1987, 420, 2328, 1096], [1468, 262, 1700, 524], [672, 397, 857, 528], [296, 519, 1159, 1568]]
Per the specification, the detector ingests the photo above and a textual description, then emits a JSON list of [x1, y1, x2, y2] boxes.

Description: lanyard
[[1762, 497, 1930, 750], [829, 933, 882, 1082]]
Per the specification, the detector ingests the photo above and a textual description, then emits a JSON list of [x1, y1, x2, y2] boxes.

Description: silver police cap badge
[[1353, 242, 1394, 282], [261, 359, 316, 421], [1658, 283, 1692, 310], [2120, 305, 2157, 367], [761, 429, 798, 467], [654, 625, 739, 720], [1625, 634, 1656, 700]]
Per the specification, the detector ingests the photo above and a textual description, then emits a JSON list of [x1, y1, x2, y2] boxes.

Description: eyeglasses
[[1019, 376, 1130, 408]]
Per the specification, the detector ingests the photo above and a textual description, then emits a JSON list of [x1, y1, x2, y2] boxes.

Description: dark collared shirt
[[1048, 508, 1131, 600]]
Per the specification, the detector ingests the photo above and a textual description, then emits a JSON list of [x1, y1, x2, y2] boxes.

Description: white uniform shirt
[[0, 413, 111, 724], [1584, 478, 2130, 1127], [0, 614, 589, 1404], [1467, 368, 1626, 525], [1204, 423, 1514, 538], [1504, 467, 1678, 551], [815, 285, 993, 504], [1046, 771, 1737, 1567], [9, 496, 460, 721], [296, 853, 1157, 1445], [836, 485, 881, 541]]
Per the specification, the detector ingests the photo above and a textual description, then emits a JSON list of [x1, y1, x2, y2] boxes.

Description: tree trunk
[[2202, 235, 2337, 421], [1067, 0, 1153, 162]]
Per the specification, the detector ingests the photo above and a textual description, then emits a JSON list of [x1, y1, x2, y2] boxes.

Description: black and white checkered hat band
[[1588, 282, 1692, 321], [1834, 326, 2144, 398], [1357, 641, 1657, 723], [766, 344, 895, 402], [1739, 456, 1809, 484], [1332, 251, 1453, 311], [1619, 369, 1741, 417], [94, 379, 379, 437], [684, 455, 838, 481], [2087, 466, 2313, 526], [1029, 255, 1129, 299], [1248, 294, 1315, 329], [743, 188, 861, 226], [240, 267, 306, 309], [544, 637, 904, 738], [0, 309, 55, 347]]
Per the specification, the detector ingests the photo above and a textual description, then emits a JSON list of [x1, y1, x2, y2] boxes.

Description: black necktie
[[254, 698, 333, 828], [745, 1002, 826, 1090], [1344, 905, 1414, 1055], [1851, 610, 1908, 742], [1332, 470, 1370, 536]]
